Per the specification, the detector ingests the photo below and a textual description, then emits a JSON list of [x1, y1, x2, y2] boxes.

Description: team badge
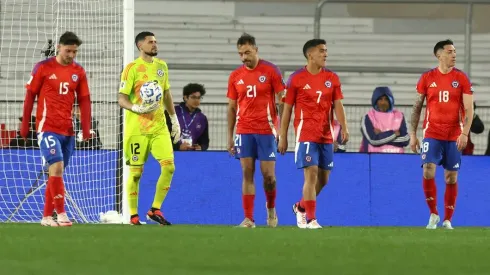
[[452, 81, 459, 88], [305, 156, 311, 162], [72, 74, 78, 82], [421, 154, 426, 160], [132, 155, 139, 162], [259, 76, 266, 83], [325, 81, 331, 88], [157, 69, 164, 77], [50, 149, 56, 155], [196, 124, 201, 129]]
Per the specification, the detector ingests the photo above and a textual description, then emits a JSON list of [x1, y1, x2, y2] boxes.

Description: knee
[[49, 161, 64, 177], [160, 159, 175, 175], [445, 172, 458, 184], [129, 166, 143, 182], [242, 166, 255, 181], [423, 164, 436, 179]]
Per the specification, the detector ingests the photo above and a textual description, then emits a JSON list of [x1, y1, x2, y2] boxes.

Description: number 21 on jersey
[[246, 85, 256, 98]]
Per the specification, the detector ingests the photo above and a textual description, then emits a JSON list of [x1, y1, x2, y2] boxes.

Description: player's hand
[[333, 141, 339, 152], [341, 129, 349, 144], [278, 136, 288, 155], [456, 133, 468, 151], [395, 130, 400, 137], [409, 134, 420, 153], [227, 137, 235, 156], [77, 130, 96, 142], [169, 114, 181, 144], [374, 128, 381, 134], [131, 102, 159, 114]]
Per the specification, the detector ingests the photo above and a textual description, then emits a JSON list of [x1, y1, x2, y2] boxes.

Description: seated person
[[360, 86, 409, 153], [9, 115, 37, 148], [73, 104, 102, 150], [166, 83, 209, 151]]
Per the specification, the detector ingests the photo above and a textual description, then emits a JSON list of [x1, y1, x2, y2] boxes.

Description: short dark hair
[[237, 33, 256, 47], [302, 39, 326, 58], [58, 31, 82, 46], [433, 39, 454, 56], [183, 83, 206, 99], [135, 31, 155, 49]]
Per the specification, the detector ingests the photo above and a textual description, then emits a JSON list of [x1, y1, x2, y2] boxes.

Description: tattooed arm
[[410, 93, 426, 136]]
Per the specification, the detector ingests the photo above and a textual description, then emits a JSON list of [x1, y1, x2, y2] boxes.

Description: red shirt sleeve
[[460, 72, 473, 95], [416, 73, 427, 95], [283, 74, 297, 105], [271, 67, 286, 94], [332, 74, 344, 101], [227, 71, 238, 100], [76, 68, 90, 97], [25, 62, 44, 95]]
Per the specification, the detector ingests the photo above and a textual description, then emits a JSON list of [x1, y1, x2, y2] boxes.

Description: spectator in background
[[332, 119, 346, 153], [73, 103, 102, 150], [9, 115, 37, 148], [360, 86, 409, 153], [462, 102, 484, 155], [166, 83, 209, 151]]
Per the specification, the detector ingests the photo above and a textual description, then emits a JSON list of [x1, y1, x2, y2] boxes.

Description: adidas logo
[[269, 152, 275, 158], [453, 163, 459, 169], [237, 79, 244, 85], [49, 74, 57, 80], [429, 82, 437, 88], [303, 84, 311, 90], [328, 162, 334, 167]]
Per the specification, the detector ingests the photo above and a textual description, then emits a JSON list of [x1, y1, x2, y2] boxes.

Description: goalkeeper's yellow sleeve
[[119, 62, 136, 96]]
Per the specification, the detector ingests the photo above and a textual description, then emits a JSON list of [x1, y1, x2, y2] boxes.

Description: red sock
[[423, 178, 438, 215], [242, 194, 255, 221], [444, 183, 458, 221], [265, 189, 276, 209], [49, 176, 65, 214], [43, 182, 54, 217], [304, 200, 316, 221], [299, 197, 306, 210]]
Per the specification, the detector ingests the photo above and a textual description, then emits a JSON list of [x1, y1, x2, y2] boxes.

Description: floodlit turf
[[1, 224, 490, 275]]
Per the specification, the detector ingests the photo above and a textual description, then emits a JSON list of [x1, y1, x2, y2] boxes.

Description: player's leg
[[124, 135, 150, 225], [38, 132, 65, 226], [420, 138, 443, 229], [148, 134, 175, 225], [441, 141, 461, 229], [294, 142, 321, 229], [52, 135, 76, 226], [235, 134, 257, 228], [316, 143, 334, 196], [257, 134, 278, 227]]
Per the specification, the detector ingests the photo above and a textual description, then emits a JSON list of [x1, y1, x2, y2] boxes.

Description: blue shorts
[[420, 138, 461, 171], [37, 132, 75, 168], [234, 134, 277, 161], [295, 142, 334, 170]]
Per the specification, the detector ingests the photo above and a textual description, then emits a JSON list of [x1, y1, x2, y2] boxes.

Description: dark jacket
[[165, 102, 209, 151]]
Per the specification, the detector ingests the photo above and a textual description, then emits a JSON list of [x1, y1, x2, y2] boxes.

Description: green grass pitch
[[1, 224, 490, 275]]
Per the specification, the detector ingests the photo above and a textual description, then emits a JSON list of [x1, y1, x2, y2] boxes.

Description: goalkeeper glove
[[131, 102, 159, 114], [169, 113, 181, 144]]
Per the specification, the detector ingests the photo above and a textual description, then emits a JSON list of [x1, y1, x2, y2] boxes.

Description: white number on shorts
[[316, 91, 322, 103], [44, 136, 56, 148], [246, 85, 256, 98], [438, 90, 449, 103], [304, 141, 310, 154], [422, 142, 429, 153], [234, 134, 242, 146]]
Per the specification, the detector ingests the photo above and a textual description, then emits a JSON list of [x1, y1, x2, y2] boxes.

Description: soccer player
[[118, 31, 180, 226], [227, 33, 286, 228], [278, 39, 349, 229], [410, 39, 474, 230], [21, 31, 92, 227]]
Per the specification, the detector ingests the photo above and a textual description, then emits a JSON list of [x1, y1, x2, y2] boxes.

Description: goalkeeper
[[118, 31, 181, 225]]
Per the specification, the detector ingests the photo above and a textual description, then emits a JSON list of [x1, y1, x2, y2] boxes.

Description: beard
[[144, 50, 158, 57]]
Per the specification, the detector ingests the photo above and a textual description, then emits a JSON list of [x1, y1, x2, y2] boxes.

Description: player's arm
[[335, 125, 346, 153], [278, 75, 297, 154], [332, 77, 349, 143], [271, 67, 286, 118], [117, 63, 157, 114], [361, 114, 397, 146], [462, 93, 474, 136], [227, 99, 237, 144], [76, 69, 93, 140], [21, 63, 43, 138], [226, 73, 238, 154], [162, 69, 181, 144], [410, 75, 427, 136]]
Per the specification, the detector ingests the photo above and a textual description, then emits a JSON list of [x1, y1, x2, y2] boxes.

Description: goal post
[[0, 0, 130, 223]]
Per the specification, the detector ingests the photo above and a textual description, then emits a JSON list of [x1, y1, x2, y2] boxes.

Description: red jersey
[[25, 57, 90, 136], [416, 67, 473, 141], [227, 60, 285, 135], [284, 67, 343, 144]]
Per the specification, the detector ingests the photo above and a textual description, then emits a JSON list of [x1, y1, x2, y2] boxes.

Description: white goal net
[[0, 0, 124, 223]]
